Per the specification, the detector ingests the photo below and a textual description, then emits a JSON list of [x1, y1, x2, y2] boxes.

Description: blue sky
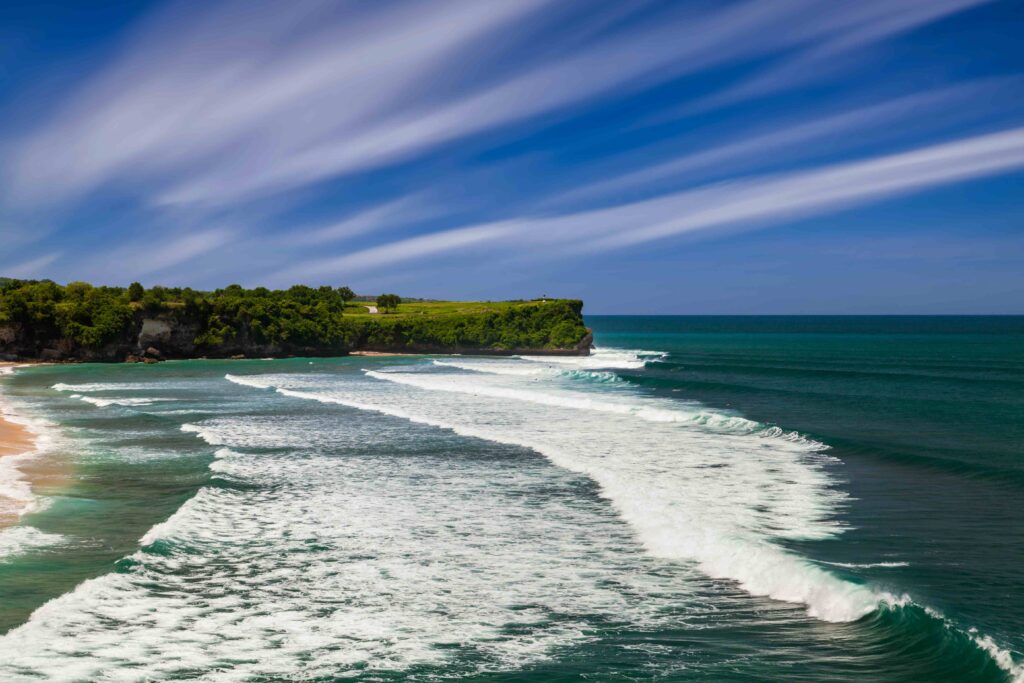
[[1, 0, 1022, 313]]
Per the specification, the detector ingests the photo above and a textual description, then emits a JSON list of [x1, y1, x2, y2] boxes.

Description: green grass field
[[344, 299, 570, 317]]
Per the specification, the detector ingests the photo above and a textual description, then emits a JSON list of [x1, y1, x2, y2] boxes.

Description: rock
[[142, 356, 159, 364], [576, 331, 594, 354], [125, 354, 143, 363], [138, 318, 173, 348], [144, 346, 163, 359], [230, 354, 246, 360]]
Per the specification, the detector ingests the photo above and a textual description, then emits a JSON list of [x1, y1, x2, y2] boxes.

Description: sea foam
[[1, 372, 58, 524], [0, 377, 719, 678], [225, 360, 886, 623], [2, 355, 1020, 679]]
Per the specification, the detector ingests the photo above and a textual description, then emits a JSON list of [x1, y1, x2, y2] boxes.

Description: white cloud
[[586, 126, 1024, 250], [680, 0, 991, 115], [558, 79, 1011, 206], [5, 0, 989, 212], [6, 0, 551, 206], [317, 126, 1024, 270], [81, 228, 237, 281], [291, 195, 432, 246], [0, 252, 62, 279], [270, 222, 514, 284]]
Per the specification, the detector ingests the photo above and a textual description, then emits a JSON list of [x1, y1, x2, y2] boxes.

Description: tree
[[377, 293, 401, 313], [336, 286, 355, 304], [128, 282, 144, 302]]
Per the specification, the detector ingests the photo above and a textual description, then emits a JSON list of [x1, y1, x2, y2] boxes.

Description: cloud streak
[[0, 253, 62, 279], [294, 126, 1024, 274], [270, 223, 513, 284], [0, 0, 1016, 295], [557, 79, 1016, 206], [5, 0, 990, 211]]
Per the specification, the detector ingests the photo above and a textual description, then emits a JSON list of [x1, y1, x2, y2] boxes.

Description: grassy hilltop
[[0, 279, 591, 361]]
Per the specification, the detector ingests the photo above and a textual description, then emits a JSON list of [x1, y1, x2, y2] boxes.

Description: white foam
[[4, 360, 1017, 678], [366, 369, 796, 437], [0, 526, 65, 562], [519, 346, 665, 370], [972, 633, 1024, 683], [433, 358, 623, 383], [925, 606, 1024, 682], [0, 395, 721, 678], [820, 560, 910, 569], [51, 381, 184, 409], [77, 396, 172, 408], [224, 367, 889, 623], [1, 374, 57, 523], [52, 382, 190, 393], [433, 359, 549, 376]]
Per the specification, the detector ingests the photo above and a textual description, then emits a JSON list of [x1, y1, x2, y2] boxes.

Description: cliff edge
[[0, 280, 592, 362]]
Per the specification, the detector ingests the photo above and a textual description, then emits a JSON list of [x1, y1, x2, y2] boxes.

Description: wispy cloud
[[291, 195, 433, 247], [270, 223, 514, 285], [75, 228, 236, 282], [677, 0, 991, 116], [558, 79, 1015, 206], [6, 0, 552, 207], [0, 0, 1015, 297], [583, 126, 1024, 250], [5, 0, 989, 211], [0, 252, 62, 279], [325, 126, 1024, 271]]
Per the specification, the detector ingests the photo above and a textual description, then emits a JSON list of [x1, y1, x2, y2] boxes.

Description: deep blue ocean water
[[0, 316, 1021, 681]]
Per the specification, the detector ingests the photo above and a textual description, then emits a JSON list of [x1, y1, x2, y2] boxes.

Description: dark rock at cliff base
[[144, 346, 163, 359]]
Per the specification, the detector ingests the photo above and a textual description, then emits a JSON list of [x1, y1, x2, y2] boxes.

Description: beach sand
[[0, 363, 40, 527], [0, 411, 34, 457]]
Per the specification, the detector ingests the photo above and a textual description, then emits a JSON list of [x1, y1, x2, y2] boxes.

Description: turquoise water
[[0, 316, 1021, 681]]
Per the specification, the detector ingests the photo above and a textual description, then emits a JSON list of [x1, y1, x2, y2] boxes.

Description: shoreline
[[0, 363, 42, 528], [347, 351, 423, 357]]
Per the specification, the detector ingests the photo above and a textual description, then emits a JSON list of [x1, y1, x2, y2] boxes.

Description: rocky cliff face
[[0, 312, 592, 362]]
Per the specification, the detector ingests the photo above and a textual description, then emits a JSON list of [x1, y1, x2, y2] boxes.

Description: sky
[[0, 0, 1022, 313]]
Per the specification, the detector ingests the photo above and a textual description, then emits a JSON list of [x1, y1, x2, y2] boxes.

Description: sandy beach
[[0, 363, 39, 527]]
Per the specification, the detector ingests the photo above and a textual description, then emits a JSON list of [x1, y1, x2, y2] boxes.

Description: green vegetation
[[336, 286, 355, 305], [0, 278, 589, 358], [349, 298, 587, 351], [376, 293, 401, 313], [0, 278, 134, 349], [0, 278, 353, 351]]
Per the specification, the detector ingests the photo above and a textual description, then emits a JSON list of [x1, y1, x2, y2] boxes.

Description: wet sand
[[0, 364, 39, 527]]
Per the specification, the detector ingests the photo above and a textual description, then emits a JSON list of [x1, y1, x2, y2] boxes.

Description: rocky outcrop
[[138, 319, 173, 348]]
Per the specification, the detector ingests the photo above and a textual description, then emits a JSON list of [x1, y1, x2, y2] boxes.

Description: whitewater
[[0, 347, 1019, 681]]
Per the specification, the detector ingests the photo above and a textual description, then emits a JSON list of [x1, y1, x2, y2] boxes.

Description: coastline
[[0, 363, 41, 528], [348, 351, 422, 357]]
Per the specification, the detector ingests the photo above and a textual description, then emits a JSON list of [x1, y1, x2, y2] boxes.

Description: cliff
[[0, 280, 591, 361]]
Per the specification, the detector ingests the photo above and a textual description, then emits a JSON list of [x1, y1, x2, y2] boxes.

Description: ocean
[[0, 316, 1021, 681]]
